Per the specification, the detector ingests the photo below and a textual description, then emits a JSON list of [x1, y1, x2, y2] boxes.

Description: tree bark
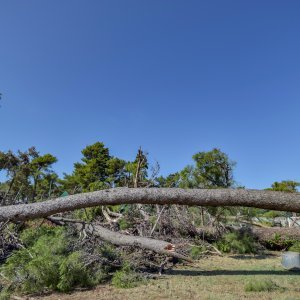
[[1, 188, 300, 222], [92, 224, 192, 262], [47, 216, 192, 262], [252, 227, 300, 243]]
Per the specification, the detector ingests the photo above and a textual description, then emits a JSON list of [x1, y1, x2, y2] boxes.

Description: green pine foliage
[[0, 147, 59, 204], [57, 251, 106, 292], [112, 264, 145, 289], [118, 218, 131, 230], [61, 142, 127, 193], [0, 226, 106, 294], [288, 241, 300, 252], [215, 232, 258, 254], [73, 207, 102, 222], [266, 233, 296, 251], [2, 227, 67, 293], [189, 245, 205, 259], [0, 289, 11, 300]]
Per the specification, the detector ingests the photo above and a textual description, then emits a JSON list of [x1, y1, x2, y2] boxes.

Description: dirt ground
[[29, 253, 300, 300]]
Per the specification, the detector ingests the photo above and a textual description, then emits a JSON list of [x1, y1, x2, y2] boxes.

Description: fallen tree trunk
[[197, 225, 300, 246], [47, 216, 192, 262], [252, 227, 300, 243], [92, 225, 192, 262], [1, 188, 300, 222]]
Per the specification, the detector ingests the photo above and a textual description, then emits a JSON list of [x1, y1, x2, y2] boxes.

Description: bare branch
[[150, 205, 166, 236]]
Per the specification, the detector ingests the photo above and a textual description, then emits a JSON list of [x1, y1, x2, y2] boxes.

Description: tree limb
[[47, 216, 192, 262], [92, 224, 192, 262]]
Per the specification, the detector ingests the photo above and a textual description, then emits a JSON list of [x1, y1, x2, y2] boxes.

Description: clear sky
[[1, 1, 300, 189]]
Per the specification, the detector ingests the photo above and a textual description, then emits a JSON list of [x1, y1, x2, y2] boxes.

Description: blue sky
[[0, 1, 300, 189]]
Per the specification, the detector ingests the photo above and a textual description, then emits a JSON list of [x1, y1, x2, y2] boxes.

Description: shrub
[[99, 243, 118, 261], [0, 289, 11, 300], [289, 241, 300, 252], [58, 251, 106, 292], [266, 233, 295, 250], [215, 231, 257, 254], [2, 227, 67, 293], [189, 245, 205, 259], [112, 264, 145, 289], [1, 226, 106, 294], [73, 207, 102, 221], [118, 218, 131, 230], [261, 210, 286, 218], [20, 223, 60, 247], [245, 279, 283, 292]]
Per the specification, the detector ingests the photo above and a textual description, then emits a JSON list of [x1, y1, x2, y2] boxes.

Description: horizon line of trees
[[0, 141, 299, 206]]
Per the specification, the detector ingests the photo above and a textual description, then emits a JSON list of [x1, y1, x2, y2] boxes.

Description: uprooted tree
[[1, 187, 300, 261], [1, 144, 300, 295]]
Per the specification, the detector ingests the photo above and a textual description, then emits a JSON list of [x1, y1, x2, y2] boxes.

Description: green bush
[[99, 243, 118, 262], [112, 264, 145, 289], [118, 218, 131, 230], [266, 233, 295, 250], [288, 241, 300, 252], [73, 207, 102, 221], [2, 227, 67, 293], [261, 210, 286, 218], [215, 231, 257, 254], [189, 245, 205, 259], [58, 251, 106, 292], [0, 289, 11, 300], [1, 226, 106, 294], [245, 279, 283, 292], [20, 224, 60, 247]]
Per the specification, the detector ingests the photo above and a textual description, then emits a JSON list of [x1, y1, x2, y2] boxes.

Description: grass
[[10, 253, 300, 300], [112, 264, 145, 288], [244, 279, 283, 292]]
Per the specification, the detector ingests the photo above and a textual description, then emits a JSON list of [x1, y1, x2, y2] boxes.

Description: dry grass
[[33, 253, 300, 300]]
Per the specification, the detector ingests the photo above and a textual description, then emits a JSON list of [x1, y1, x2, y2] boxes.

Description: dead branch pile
[[1, 188, 300, 274]]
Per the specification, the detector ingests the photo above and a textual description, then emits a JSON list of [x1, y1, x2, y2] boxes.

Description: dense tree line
[[0, 141, 240, 204]]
